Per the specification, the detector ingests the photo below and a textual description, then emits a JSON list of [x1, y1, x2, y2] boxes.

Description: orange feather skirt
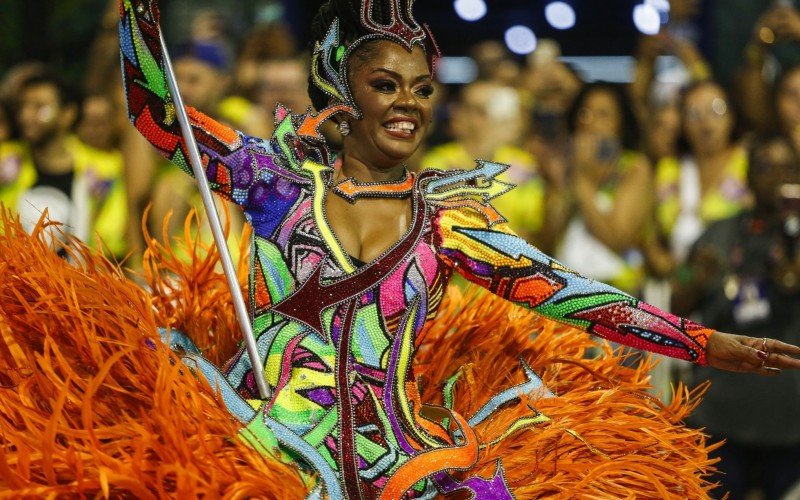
[[0, 212, 719, 498]]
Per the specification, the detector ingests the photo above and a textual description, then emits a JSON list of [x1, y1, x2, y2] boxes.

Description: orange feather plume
[[0, 209, 719, 498]]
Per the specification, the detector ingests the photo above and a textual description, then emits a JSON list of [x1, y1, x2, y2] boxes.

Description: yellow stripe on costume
[[395, 302, 440, 449], [301, 160, 355, 273]]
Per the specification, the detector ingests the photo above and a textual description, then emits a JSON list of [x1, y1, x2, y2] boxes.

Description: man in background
[[0, 73, 126, 257], [672, 136, 800, 499]]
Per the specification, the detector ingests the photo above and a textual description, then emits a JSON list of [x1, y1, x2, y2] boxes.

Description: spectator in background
[[672, 135, 800, 499], [522, 40, 582, 127], [642, 99, 683, 166], [0, 72, 126, 257], [0, 62, 46, 111], [421, 80, 548, 245], [468, 40, 520, 86], [171, 42, 239, 131], [714, 0, 800, 90], [234, 23, 299, 101], [556, 83, 652, 296], [776, 65, 800, 155], [0, 101, 13, 143], [78, 93, 121, 152], [255, 57, 312, 131], [631, 30, 711, 121], [649, 81, 752, 277], [737, 3, 800, 133], [520, 40, 582, 252], [630, 25, 712, 166]]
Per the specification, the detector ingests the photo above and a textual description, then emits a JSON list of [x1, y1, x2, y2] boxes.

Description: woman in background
[[556, 83, 652, 296]]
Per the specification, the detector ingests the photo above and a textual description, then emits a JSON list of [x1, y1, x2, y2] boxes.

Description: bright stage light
[[545, 2, 576, 30], [454, 0, 487, 22], [633, 4, 661, 35], [645, 0, 670, 12], [645, 0, 671, 24], [505, 25, 537, 55]]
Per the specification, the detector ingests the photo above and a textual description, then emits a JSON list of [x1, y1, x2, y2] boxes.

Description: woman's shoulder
[[726, 144, 750, 177], [654, 155, 682, 186]]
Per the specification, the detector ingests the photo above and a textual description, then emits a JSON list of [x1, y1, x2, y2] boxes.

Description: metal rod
[[158, 31, 270, 400]]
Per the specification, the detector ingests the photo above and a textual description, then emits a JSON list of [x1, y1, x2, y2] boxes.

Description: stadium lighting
[[505, 25, 538, 55], [645, 0, 671, 24], [545, 2, 576, 30], [633, 3, 661, 35], [454, 0, 487, 22]]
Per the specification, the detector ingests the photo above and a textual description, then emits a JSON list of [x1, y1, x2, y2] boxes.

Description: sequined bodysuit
[[120, 1, 714, 497]]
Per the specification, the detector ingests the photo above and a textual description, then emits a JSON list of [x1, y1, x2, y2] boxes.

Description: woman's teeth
[[384, 121, 416, 132]]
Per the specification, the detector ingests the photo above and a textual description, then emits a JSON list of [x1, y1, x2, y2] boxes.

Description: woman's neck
[[695, 144, 733, 165], [31, 134, 72, 174], [338, 154, 406, 183]]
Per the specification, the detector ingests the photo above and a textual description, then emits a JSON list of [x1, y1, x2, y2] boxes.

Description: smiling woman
[[111, 0, 800, 495], [2, 0, 800, 498]]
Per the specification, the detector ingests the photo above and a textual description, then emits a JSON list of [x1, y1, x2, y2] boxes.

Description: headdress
[[309, 0, 441, 120]]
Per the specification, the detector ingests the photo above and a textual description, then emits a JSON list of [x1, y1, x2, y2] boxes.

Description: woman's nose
[[394, 88, 419, 111]]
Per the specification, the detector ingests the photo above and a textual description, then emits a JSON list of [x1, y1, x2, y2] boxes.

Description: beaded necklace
[[332, 169, 414, 203]]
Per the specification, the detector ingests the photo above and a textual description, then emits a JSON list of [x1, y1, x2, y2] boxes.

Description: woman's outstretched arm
[[118, 0, 266, 208], [434, 198, 800, 374]]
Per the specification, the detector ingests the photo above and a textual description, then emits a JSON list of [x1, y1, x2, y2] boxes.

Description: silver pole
[[158, 31, 271, 400]]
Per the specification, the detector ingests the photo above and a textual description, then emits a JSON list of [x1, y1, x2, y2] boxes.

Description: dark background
[[1, 1, 686, 73]]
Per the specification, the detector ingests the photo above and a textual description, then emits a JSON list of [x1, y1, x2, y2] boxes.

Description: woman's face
[[575, 89, 622, 139], [648, 105, 681, 160], [778, 68, 800, 137], [683, 83, 734, 156], [750, 139, 800, 211], [345, 40, 433, 170]]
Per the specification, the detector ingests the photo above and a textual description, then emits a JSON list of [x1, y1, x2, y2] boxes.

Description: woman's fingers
[[765, 338, 800, 358], [708, 333, 800, 375], [754, 366, 782, 377], [764, 352, 800, 371]]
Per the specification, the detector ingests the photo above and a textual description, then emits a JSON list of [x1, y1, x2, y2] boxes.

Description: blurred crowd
[[1, 0, 800, 497]]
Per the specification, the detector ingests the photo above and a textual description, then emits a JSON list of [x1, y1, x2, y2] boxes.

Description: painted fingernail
[[757, 350, 769, 360]]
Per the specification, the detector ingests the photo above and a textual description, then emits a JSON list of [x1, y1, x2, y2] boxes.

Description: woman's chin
[[375, 144, 420, 167]]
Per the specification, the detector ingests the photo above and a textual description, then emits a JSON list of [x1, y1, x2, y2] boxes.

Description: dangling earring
[[339, 121, 351, 137]]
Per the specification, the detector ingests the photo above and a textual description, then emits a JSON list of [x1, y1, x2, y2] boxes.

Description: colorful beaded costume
[[0, 0, 719, 498], [116, 0, 715, 497]]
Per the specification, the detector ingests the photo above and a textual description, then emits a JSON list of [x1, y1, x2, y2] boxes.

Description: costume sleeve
[[434, 205, 714, 365], [118, 0, 274, 211]]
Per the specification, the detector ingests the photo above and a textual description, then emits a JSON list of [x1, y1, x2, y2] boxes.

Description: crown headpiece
[[360, 0, 428, 50], [310, 0, 440, 120]]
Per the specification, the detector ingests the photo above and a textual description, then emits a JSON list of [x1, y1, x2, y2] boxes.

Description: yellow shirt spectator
[[0, 136, 127, 256], [655, 146, 752, 260]]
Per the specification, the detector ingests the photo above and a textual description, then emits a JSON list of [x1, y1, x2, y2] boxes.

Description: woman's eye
[[416, 85, 434, 98], [372, 81, 396, 92]]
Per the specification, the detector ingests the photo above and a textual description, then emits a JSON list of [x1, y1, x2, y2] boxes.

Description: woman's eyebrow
[[371, 68, 432, 82]]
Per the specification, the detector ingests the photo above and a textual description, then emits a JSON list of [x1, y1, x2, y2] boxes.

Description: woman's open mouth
[[383, 118, 418, 139]]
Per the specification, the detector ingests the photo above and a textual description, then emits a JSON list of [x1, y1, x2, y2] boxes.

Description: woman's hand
[[572, 133, 616, 185], [707, 332, 800, 376]]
